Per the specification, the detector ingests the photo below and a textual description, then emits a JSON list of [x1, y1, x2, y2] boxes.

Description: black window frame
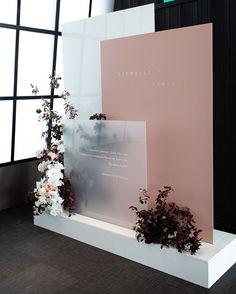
[[0, 0, 93, 167]]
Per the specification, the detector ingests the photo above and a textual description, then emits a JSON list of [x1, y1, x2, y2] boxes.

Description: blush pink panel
[[101, 23, 213, 243]]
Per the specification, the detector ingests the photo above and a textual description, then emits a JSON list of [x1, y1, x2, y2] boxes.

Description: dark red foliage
[[89, 113, 107, 120], [130, 186, 202, 255], [59, 176, 75, 216]]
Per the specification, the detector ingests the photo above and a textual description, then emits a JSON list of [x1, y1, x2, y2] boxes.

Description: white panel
[[91, 0, 114, 16], [14, 100, 46, 160], [0, 101, 12, 163], [20, 0, 57, 30], [17, 32, 54, 96], [0, 0, 17, 24], [106, 5, 156, 39], [60, 0, 90, 30], [62, 4, 155, 119], [0, 28, 15, 96]]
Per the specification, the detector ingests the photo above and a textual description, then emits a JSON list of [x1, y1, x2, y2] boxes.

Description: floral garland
[[31, 75, 77, 216]]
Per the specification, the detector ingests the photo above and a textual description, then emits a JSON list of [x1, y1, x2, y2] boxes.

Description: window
[[0, 0, 114, 166]]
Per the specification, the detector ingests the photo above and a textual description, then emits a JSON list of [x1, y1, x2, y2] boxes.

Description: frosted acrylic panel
[[62, 4, 154, 119], [0, 28, 15, 96], [0, 101, 12, 163], [0, 0, 17, 24], [20, 0, 57, 30], [64, 120, 147, 228], [15, 100, 46, 160], [91, 0, 114, 16], [18, 32, 54, 96], [59, 0, 90, 30], [101, 24, 213, 243]]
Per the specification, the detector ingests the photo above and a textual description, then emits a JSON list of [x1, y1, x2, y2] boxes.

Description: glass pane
[[64, 120, 147, 228], [0, 0, 17, 24], [17, 31, 54, 96], [53, 97, 65, 118], [0, 28, 15, 96], [91, 0, 114, 17], [14, 99, 46, 160], [55, 37, 64, 94], [59, 0, 90, 30], [20, 0, 57, 30], [0, 101, 12, 163]]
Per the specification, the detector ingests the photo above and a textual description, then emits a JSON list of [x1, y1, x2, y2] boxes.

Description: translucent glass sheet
[[91, 0, 114, 17], [0, 101, 13, 163], [14, 99, 46, 160], [0, 0, 17, 24], [0, 28, 15, 96], [62, 4, 154, 119], [17, 31, 54, 96], [20, 0, 57, 30], [59, 0, 90, 30], [64, 120, 147, 228]]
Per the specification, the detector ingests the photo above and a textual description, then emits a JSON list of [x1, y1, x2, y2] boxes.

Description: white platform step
[[34, 213, 236, 288]]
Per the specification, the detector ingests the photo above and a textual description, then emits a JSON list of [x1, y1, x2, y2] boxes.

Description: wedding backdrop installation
[[34, 5, 236, 287], [61, 4, 212, 241]]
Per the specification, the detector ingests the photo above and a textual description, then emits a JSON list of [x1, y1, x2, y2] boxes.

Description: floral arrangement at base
[[130, 186, 202, 254], [30, 75, 78, 216]]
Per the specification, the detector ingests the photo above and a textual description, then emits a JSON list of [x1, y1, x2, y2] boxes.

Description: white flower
[[46, 164, 64, 187], [46, 168, 64, 186], [49, 162, 64, 171], [36, 149, 45, 158], [51, 195, 64, 204], [47, 189, 58, 198], [38, 161, 50, 173], [57, 144, 65, 154], [50, 202, 64, 216], [48, 176, 64, 187], [35, 194, 47, 205], [47, 169, 63, 179], [37, 187, 47, 197]]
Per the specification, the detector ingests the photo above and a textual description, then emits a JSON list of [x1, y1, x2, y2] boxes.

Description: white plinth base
[[34, 213, 236, 288]]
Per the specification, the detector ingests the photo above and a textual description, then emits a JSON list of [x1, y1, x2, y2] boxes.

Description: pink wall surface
[[101, 23, 213, 243]]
